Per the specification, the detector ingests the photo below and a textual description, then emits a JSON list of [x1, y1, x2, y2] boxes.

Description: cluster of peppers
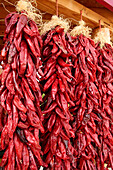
[[95, 42, 113, 169], [0, 12, 47, 169], [68, 34, 104, 169], [41, 26, 78, 169], [0, 10, 113, 170], [68, 34, 113, 169], [41, 31, 113, 169]]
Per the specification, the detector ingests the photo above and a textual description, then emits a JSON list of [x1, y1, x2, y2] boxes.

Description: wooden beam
[[0, 0, 113, 41], [90, 7, 113, 22], [36, 0, 113, 31]]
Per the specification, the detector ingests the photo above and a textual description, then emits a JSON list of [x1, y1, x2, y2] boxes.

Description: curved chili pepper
[[19, 40, 28, 75], [13, 70, 23, 98], [1, 63, 10, 85], [22, 77, 34, 101], [24, 34, 38, 57], [43, 102, 57, 114], [12, 104, 18, 132], [6, 71, 15, 94], [14, 32, 22, 51], [43, 74, 56, 92], [15, 14, 27, 38], [24, 129, 41, 150], [13, 94, 27, 113], [22, 145, 29, 170], [28, 147, 38, 170], [1, 89, 7, 109], [22, 84, 35, 111], [5, 13, 19, 34], [8, 42, 17, 63]]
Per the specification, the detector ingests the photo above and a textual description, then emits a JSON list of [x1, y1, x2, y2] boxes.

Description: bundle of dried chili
[[0, 128, 47, 169], [94, 42, 113, 169], [69, 29, 104, 168], [41, 25, 77, 169], [0, 9, 46, 169], [69, 23, 113, 169]]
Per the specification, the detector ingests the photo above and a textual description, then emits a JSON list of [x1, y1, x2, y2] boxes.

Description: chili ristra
[[41, 25, 77, 169], [69, 33, 113, 169], [0, 11, 46, 169]]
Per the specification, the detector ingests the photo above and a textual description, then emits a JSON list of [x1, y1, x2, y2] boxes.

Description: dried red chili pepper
[[0, 10, 44, 169], [41, 26, 76, 169]]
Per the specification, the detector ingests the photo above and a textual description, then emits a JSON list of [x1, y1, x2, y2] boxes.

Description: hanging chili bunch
[[68, 20, 106, 169], [40, 16, 77, 169], [0, 2, 47, 169], [93, 29, 113, 169]]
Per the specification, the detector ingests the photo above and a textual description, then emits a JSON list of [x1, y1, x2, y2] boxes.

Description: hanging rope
[[80, 10, 82, 21], [99, 19, 101, 32], [56, 0, 58, 17]]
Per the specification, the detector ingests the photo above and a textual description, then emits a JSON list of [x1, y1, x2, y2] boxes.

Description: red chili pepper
[[22, 145, 29, 170], [44, 64, 56, 80], [28, 147, 38, 170], [22, 77, 34, 101], [12, 104, 18, 132], [19, 111, 27, 122], [8, 139, 14, 169], [33, 36, 41, 56], [52, 118, 62, 136], [19, 40, 28, 75], [43, 102, 57, 114], [1, 64, 10, 85], [23, 24, 35, 36], [55, 93, 62, 108], [44, 29, 56, 46], [53, 34, 67, 54], [11, 149, 15, 170], [58, 57, 73, 67], [11, 54, 17, 70], [8, 42, 17, 63], [5, 13, 19, 34], [14, 134, 23, 163], [6, 71, 15, 94], [25, 54, 34, 77], [47, 114, 56, 131], [16, 155, 21, 170], [13, 94, 27, 113], [59, 78, 65, 92], [1, 89, 7, 109], [51, 42, 58, 53], [27, 109, 41, 129], [14, 32, 22, 51], [51, 78, 58, 100], [15, 14, 27, 38], [5, 12, 16, 26], [55, 107, 66, 119], [59, 92, 68, 113], [29, 20, 40, 35], [24, 34, 38, 57], [18, 121, 29, 129], [24, 129, 41, 150], [43, 74, 56, 92], [13, 70, 23, 98], [58, 137, 67, 159], [8, 28, 15, 43]]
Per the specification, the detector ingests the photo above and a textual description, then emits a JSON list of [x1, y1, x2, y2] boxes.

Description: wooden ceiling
[[75, 0, 113, 22], [0, 0, 113, 48]]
